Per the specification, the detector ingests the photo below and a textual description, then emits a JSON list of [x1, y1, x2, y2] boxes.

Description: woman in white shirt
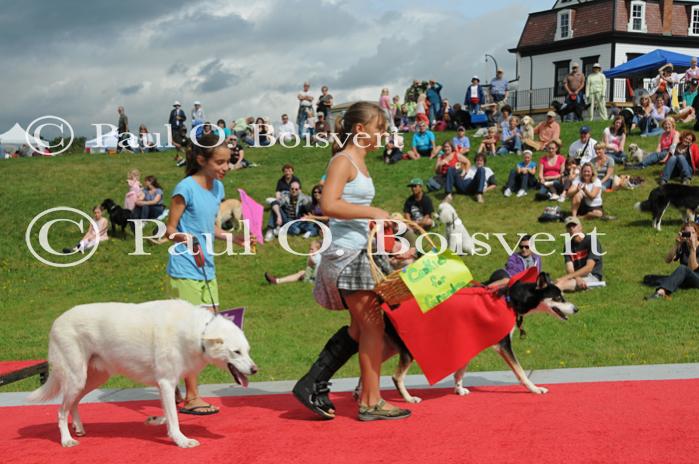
[[568, 163, 603, 219]]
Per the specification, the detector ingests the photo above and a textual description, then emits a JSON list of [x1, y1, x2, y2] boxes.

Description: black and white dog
[[101, 198, 133, 237], [382, 272, 578, 403], [551, 99, 585, 122], [634, 184, 699, 231]]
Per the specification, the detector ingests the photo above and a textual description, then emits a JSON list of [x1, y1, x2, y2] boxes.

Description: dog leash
[[191, 236, 219, 313]]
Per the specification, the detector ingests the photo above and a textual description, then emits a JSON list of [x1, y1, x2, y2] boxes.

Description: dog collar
[[200, 313, 217, 353]]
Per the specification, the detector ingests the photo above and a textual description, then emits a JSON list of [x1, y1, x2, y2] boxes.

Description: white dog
[[437, 201, 474, 255], [28, 300, 257, 448], [628, 143, 645, 163]]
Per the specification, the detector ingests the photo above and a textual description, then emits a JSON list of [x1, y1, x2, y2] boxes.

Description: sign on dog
[[220, 307, 245, 329]]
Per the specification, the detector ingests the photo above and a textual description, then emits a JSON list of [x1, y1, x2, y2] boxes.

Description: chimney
[[662, 0, 673, 36]]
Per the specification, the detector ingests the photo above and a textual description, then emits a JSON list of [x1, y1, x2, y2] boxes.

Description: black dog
[[635, 184, 699, 231], [369, 272, 578, 403], [551, 99, 585, 122], [101, 199, 133, 237]]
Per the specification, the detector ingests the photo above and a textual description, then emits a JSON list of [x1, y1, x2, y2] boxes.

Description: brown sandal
[[358, 399, 411, 421]]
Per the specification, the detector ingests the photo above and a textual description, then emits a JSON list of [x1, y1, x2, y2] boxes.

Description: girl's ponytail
[[330, 101, 386, 156]]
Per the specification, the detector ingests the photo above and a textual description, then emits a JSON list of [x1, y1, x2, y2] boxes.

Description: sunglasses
[[519, 244, 530, 250]]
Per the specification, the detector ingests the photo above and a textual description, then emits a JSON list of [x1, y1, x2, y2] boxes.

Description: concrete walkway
[[2, 362, 697, 408]]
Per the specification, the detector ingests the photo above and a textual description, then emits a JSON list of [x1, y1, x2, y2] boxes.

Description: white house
[[508, 0, 699, 112]]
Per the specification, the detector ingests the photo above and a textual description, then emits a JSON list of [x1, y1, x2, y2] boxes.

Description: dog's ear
[[536, 272, 552, 289]]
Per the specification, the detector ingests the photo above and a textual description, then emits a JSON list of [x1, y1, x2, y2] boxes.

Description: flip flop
[[178, 404, 219, 415]]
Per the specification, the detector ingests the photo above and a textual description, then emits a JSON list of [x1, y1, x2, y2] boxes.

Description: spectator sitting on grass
[[555, 216, 605, 292], [568, 163, 604, 220], [277, 114, 297, 144], [477, 126, 498, 156], [568, 126, 597, 165], [444, 152, 496, 204], [497, 115, 522, 155], [659, 130, 698, 185], [636, 117, 679, 168], [602, 116, 627, 164], [383, 136, 403, 164], [592, 143, 621, 191], [557, 157, 580, 205], [265, 180, 312, 241], [504, 149, 537, 198], [429, 141, 468, 191], [451, 126, 471, 155], [523, 111, 560, 152], [483, 234, 542, 287], [645, 223, 699, 301], [403, 178, 434, 230], [313, 112, 331, 144], [63, 205, 109, 254], [265, 240, 322, 285], [407, 121, 437, 159], [228, 135, 248, 170], [536, 140, 565, 201], [274, 162, 300, 197], [133, 176, 165, 220]]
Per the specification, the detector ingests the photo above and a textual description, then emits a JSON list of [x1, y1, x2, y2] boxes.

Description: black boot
[[292, 326, 358, 419]]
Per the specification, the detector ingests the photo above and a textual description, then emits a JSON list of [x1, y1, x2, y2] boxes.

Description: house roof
[[512, 0, 699, 56]]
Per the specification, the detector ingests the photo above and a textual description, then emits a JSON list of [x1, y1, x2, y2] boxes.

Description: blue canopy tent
[[604, 49, 696, 78]]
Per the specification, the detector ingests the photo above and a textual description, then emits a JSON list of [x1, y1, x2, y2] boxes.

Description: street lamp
[[484, 54, 499, 77]]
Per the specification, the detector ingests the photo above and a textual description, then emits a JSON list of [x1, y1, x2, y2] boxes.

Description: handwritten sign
[[219, 307, 246, 329], [399, 250, 472, 313]]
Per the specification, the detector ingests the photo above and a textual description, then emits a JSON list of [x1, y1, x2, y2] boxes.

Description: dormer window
[[628, 1, 647, 33], [556, 9, 573, 40], [690, 5, 699, 36]]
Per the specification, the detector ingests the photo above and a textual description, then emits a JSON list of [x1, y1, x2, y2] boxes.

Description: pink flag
[[238, 189, 264, 246]]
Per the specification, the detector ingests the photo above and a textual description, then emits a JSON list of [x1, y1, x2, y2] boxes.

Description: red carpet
[[2, 379, 697, 464], [0, 361, 45, 376]]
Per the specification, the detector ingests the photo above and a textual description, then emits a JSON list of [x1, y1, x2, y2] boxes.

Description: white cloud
[[1, 0, 536, 137]]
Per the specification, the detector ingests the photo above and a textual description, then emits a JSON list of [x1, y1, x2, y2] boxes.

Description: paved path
[[2, 362, 697, 407]]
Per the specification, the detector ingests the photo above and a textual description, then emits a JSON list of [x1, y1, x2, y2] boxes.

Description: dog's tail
[[27, 370, 61, 402]]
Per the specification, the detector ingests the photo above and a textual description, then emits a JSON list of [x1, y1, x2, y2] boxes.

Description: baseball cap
[[457, 125, 466, 131], [580, 126, 591, 134], [546, 110, 557, 118], [471, 76, 480, 82], [193, 100, 201, 105], [564, 216, 582, 227], [407, 178, 424, 187], [592, 63, 601, 68], [173, 100, 181, 106]]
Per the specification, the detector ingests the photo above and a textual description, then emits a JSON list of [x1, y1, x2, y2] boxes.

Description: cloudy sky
[[1, 0, 552, 138]]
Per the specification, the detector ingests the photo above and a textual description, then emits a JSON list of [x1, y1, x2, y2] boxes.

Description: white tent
[[85, 130, 137, 153], [0, 123, 49, 151]]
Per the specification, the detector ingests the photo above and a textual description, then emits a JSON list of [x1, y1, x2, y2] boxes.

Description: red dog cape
[[383, 268, 538, 385]]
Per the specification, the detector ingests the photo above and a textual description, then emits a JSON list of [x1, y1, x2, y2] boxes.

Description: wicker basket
[[367, 219, 436, 305]]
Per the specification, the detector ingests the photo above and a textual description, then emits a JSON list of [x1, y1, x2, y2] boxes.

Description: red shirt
[[540, 154, 565, 178]]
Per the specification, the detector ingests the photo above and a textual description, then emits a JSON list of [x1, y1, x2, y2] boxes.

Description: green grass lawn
[[2, 119, 698, 392]]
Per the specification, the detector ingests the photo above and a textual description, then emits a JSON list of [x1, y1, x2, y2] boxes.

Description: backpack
[[538, 206, 564, 223]]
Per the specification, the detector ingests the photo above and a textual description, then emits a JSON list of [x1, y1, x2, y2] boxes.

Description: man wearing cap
[[586, 63, 607, 121], [555, 217, 605, 292], [563, 63, 585, 121], [490, 69, 509, 110], [525, 111, 560, 152], [408, 121, 437, 159], [403, 178, 434, 230], [464, 76, 485, 113], [451, 126, 471, 155], [568, 126, 597, 164]]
